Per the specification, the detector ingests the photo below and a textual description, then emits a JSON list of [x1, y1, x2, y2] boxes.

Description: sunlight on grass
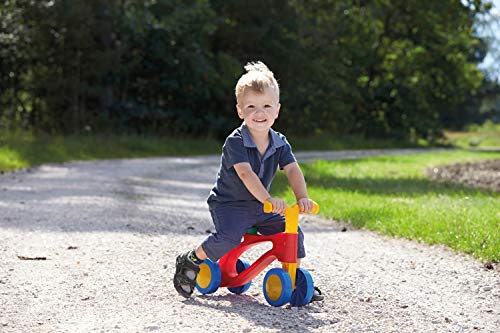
[[445, 120, 500, 148], [272, 150, 500, 262], [0, 146, 29, 171]]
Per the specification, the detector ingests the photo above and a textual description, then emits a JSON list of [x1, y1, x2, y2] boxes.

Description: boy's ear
[[275, 103, 281, 118], [236, 104, 244, 119]]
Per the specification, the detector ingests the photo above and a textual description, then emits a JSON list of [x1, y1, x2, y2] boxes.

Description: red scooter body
[[218, 232, 298, 288]]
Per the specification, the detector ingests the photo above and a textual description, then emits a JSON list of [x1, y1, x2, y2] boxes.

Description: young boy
[[173, 61, 323, 302]]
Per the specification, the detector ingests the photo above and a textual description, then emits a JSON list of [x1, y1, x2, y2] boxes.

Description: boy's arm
[[283, 162, 314, 213], [234, 162, 286, 213]]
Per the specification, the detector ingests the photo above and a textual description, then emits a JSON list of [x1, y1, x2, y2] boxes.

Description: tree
[[0, 0, 493, 140]]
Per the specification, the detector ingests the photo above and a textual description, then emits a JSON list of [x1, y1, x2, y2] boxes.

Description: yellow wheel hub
[[265, 274, 283, 301], [197, 263, 211, 289]]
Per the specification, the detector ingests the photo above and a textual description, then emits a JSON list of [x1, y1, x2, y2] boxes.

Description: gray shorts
[[201, 201, 306, 262]]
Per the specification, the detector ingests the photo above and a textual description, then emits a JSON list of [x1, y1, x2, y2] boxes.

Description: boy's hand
[[266, 197, 287, 214], [297, 197, 315, 213]]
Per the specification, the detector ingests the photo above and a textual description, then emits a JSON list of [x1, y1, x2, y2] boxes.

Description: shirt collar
[[241, 122, 285, 150]]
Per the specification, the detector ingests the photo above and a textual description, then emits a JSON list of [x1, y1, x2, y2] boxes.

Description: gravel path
[[0, 149, 499, 332]]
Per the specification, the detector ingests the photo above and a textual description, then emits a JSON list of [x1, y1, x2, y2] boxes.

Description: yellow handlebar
[[311, 202, 320, 214], [263, 200, 319, 289], [263, 201, 319, 214]]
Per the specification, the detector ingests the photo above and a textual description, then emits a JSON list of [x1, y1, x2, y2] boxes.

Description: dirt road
[[0, 150, 498, 332]]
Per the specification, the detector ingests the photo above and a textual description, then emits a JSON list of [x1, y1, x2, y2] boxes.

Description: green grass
[[445, 120, 500, 148], [0, 132, 221, 172], [0, 131, 430, 172], [271, 150, 500, 262]]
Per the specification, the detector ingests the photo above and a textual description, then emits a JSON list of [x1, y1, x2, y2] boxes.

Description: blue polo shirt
[[207, 123, 296, 207]]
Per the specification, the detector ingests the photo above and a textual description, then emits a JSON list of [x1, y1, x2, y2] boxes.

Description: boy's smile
[[237, 87, 280, 134]]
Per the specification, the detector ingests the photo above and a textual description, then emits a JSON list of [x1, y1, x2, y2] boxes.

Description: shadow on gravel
[[185, 294, 331, 332]]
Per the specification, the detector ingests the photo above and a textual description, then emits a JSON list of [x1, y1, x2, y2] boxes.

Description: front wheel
[[196, 259, 221, 294], [290, 268, 314, 306], [263, 268, 293, 307]]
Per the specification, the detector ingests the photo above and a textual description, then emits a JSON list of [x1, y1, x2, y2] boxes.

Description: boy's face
[[236, 87, 280, 134]]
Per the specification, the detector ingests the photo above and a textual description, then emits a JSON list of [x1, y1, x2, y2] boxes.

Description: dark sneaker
[[173, 251, 200, 298], [310, 286, 324, 302]]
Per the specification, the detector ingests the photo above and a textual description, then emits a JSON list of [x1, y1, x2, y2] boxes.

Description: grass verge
[[271, 150, 500, 262], [0, 131, 428, 172], [445, 120, 500, 148], [0, 132, 221, 172], [288, 133, 428, 151]]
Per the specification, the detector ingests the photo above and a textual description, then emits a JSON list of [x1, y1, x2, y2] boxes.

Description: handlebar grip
[[263, 201, 273, 213], [311, 202, 320, 214], [263, 201, 319, 214]]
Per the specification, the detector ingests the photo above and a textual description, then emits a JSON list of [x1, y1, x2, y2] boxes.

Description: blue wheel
[[228, 259, 252, 294], [196, 259, 221, 294], [263, 268, 293, 307], [290, 268, 314, 306]]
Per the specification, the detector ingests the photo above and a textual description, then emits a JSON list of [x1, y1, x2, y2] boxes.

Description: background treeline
[[0, 0, 498, 140]]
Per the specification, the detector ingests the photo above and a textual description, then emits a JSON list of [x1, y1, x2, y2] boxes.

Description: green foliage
[[450, 78, 500, 128], [0, 0, 493, 140]]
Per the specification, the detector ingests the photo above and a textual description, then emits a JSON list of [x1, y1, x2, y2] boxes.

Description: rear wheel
[[196, 259, 221, 294], [227, 259, 252, 294]]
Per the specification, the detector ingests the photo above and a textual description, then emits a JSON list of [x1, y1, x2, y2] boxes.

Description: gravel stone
[[144, 323, 160, 331], [0, 150, 499, 332]]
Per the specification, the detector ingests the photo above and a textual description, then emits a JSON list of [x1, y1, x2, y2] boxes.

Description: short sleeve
[[223, 136, 249, 169], [278, 136, 296, 169]]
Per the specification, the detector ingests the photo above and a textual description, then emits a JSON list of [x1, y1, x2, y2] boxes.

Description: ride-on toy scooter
[[196, 200, 319, 307]]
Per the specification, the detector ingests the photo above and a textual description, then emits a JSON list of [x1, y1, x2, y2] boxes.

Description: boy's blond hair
[[235, 61, 280, 103]]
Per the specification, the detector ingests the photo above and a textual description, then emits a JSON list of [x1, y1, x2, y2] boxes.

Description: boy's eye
[[247, 105, 255, 109], [264, 105, 272, 108]]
